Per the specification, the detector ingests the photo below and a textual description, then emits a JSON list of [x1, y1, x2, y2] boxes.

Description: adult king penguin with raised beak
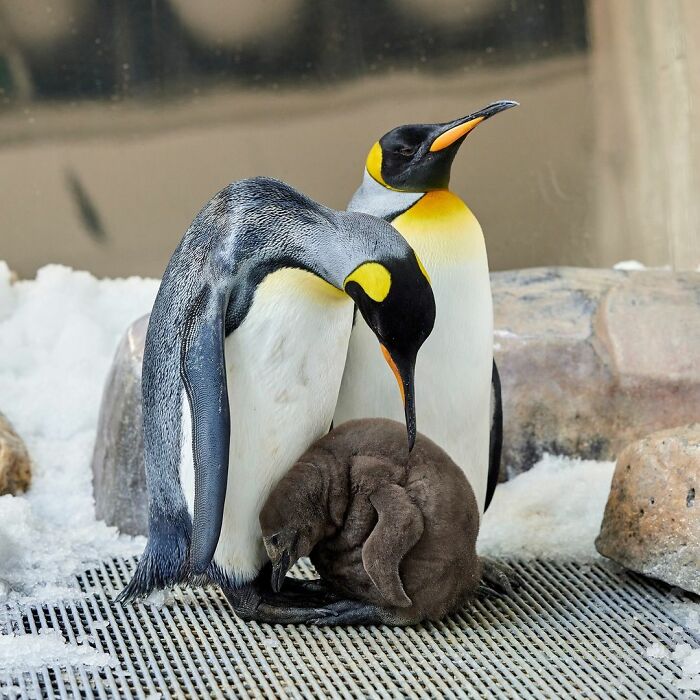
[[335, 100, 518, 515], [119, 177, 435, 624]]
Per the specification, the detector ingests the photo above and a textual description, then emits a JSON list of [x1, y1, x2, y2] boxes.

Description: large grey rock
[[0, 411, 31, 496], [595, 425, 700, 594], [92, 267, 700, 535], [494, 267, 700, 478], [91, 315, 149, 536]]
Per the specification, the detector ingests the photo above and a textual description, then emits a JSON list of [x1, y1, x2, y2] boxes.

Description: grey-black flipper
[[484, 359, 503, 512], [180, 285, 231, 575]]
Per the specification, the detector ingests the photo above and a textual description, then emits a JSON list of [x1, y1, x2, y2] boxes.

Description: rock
[[92, 267, 700, 534], [494, 267, 700, 477], [91, 315, 149, 536], [595, 425, 700, 594], [0, 412, 31, 495]]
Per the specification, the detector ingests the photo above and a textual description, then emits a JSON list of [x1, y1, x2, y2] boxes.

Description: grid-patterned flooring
[[2, 558, 699, 699]]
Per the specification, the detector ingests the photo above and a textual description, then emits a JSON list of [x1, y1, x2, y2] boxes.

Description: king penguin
[[334, 101, 517, 515], [119, 177, 435, 625]]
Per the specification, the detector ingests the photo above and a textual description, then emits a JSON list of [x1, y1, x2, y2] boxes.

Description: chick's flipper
[[362, 482, 424, 608]]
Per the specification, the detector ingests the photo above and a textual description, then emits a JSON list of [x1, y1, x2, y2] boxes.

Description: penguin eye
[[397, 146, 416, 158]]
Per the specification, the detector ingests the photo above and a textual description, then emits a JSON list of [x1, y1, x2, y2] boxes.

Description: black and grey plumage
[[118, 177, 435, 624]]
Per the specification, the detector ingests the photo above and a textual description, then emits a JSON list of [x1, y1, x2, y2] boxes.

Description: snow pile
[[0, 628, 115, 672], [478, 453, 615, 560], [646, 642, 700, 691], [0, 263, 158, 610]]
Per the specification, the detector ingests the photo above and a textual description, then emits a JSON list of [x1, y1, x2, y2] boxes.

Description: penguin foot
[[223, 565, 344, 625], [276, 575, 343, 605], [223, 583, 338, 625], [306, 599, 396, 626], [479, 557, 518, 597]]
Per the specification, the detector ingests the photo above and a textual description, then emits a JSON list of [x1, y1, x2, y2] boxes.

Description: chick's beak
[[380, 345, 417, 451], [263, 529, 299, 593], [430, 100, 519, 152]]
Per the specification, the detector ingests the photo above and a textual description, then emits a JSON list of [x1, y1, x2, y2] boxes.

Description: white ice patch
[[645, 642, 669, 660], [0, 264, 158, 608], [144, 589, 175, 609], [0, 629, 115, 672], [478, 453, 615, 560], [645, 638, 700, 690], [613, 260, 647, 271]]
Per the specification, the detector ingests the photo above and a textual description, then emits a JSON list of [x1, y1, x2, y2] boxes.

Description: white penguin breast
[[180, 268, 353, 583], [334, 192, 494, 513]]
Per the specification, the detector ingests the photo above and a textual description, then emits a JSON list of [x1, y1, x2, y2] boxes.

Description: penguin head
[[343, 252, 435, 451], [365, 100, 518, 193]]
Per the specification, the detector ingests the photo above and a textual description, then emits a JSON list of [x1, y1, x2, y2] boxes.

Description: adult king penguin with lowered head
[[119, 177, 435, 624], [334, 101, 517, 514]]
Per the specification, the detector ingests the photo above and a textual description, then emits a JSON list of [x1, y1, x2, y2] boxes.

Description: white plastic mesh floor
[[1, 558, 699, 699]]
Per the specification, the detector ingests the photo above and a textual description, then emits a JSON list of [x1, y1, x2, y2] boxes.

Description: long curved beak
[[381, 346, 417, 451], [430, 100, 519, 152]]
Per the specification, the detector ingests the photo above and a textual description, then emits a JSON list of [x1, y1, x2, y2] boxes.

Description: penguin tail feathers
[[117, 514, 191, 604]]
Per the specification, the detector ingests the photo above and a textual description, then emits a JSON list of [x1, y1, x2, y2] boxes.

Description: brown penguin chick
[[259, 418, 483, 625]]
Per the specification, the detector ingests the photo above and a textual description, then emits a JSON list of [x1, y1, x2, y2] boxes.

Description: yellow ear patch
[[365, 141, 388, 187], [344, 262, 392, 302]]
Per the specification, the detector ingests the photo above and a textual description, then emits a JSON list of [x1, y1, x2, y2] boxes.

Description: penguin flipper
[[484, 358, 503, 512], [362, 483, 424, 608], [181, 285, 231, 575]]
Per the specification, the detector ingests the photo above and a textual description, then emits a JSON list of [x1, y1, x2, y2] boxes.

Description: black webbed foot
[[223, 563, 344, 624], [223, 578, 336, 625], [276, 575, 343, 605], [223, 565, 402, 625], [307, 599, 403, 626]]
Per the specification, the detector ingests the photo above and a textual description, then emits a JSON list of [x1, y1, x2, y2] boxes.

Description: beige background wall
[[0, 0, 697, 279]]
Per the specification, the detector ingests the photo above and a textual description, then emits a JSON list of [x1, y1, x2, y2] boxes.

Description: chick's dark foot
[[277, 575, 343, 604], [479, 557, 519, 598], [307, 599, 401, 626], [223, 565, 342, 624], [223, 582, 338, 625]]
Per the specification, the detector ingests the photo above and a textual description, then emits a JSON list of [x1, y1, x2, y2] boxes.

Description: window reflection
[[6, 1, 690, 278]]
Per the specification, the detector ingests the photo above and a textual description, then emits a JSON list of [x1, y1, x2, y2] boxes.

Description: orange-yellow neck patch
[[380, 344, 405, 403], [392, 190, 485, 264], [415, 253, 431, 284]]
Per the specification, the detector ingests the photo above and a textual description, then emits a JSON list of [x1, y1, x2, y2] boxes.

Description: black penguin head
[[344, 253, 436, 451], [365, 100, 518, 193]]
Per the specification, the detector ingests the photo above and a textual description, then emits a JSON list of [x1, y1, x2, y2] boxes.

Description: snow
[[0, 263, 157, 668], [645, 642, 700, 691], [0, 628, 115, 672], [646, 642, 668, 659], [478, 453, 615, 560], [144, 588, 175, 609]]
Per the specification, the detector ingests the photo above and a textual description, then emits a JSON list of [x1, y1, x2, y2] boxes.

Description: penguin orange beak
[[429, 100, 519, 152], [380, 345, 417, 451]]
